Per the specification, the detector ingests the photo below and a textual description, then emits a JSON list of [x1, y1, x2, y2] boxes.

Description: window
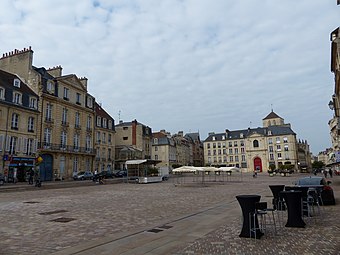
[[123, 127, 128, 130], [47, 80, 54, 92], [269, 146, 273, 152], [28, 117, 34, 132], [76, 93, 81, 104], [13, 92, 22, 104], [270, 153, 274, 160], [229, 142, 232, 147], [103, 118, 107, 128], [241, 147, 245, 153], [108, 148, 111, 159], [222, 142, 226, 148], [285, 153, 290, 160], [123, 137, 128, 140], [108, 134, 112, 144], [102, 133, 106, 143], [96, 132, 101, 143], [218, 149, 221, 155], [86, 135, 91, 151], [9, 136, 17, 154], [212, 136, 215, 141], [155, 155, 158, 160], [154, 138, 158, 144], [283, 137, 288, 143], [73, 157, 79, 172], [223, 149, 226, 154], [229, 148, 233, 154], [11, 113, 19, 129], [284, 145, 289, 151], [75, 112, 80, 127], [0, 87, 5, 100], [208, 150, 211, 156], [87, 116, 92, 130], [277, 153, 282, 159], [277, 145, 281, 151], [60, 131, 67, 149], [155, 146, 158, 151], [13, 78, 20, 88], [268, 138, 273, 144], [253, 140, 259, 148], [87, 96, 93, 108], [229, 156, 233, 162], [108, 120, 112, 129], [25, 138, 34, 155], [44, 128, 52, 147], [62, 108, 68, 125], [235, 156, 239, 162], [46, 103, 53, 121], [97, 116, 101, 127], [0, 134, 3, 151], [234, 148, 239, 154], [218, 142, 221, 148], [29, 97, 37, 109], [222, 135, 225, 140], [73, 134, 80, 151], [268, 130, 272, 135], [234, 141, 238, 146], [240, 140, 244, 146], [207, 143, 210, 149], [63, 87, 69, 100], [276, 137, 280, 143], [241, 155, 246, 162], [213, 143, 216, 148]]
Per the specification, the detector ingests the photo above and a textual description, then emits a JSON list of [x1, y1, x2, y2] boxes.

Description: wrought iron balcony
[[38, 142, 96, 154]]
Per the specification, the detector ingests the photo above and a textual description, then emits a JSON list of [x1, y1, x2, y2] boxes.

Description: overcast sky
[[0, 0, 338, 154]]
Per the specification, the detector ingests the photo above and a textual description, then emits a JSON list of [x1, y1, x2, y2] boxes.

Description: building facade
[[184, 132, 204, 167], [203, 111, 306, 172], [94, 102, 115, 173], [115, 119, 152, 169], [0, 69, 39, 182], [0, 47, 97, 180]]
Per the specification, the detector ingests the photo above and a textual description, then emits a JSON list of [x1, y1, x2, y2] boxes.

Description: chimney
[[47, 65, 63, 77], [79, 77, 88, 89]]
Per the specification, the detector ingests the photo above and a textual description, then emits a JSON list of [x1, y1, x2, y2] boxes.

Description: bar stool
[[249, 202, 277, 239]]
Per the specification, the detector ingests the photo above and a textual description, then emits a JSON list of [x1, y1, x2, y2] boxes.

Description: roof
[[0, 69, 38, 97], [263, 111, 282, 120], [204, 126, 295, 142], [185, 132, 200, 142], [95, 102, 114, 121]]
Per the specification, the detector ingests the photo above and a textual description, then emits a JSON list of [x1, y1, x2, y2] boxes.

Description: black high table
[[280, 191, 306, 228], [236, 195, 264, 239], [269, 185, 285, 210]]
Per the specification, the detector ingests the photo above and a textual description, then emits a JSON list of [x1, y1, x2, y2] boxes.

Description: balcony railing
[[38, 142, 96, 154]]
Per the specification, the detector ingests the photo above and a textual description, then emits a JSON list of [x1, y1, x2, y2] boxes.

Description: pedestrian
[[324, 169, 328, 178], [329, 168, 333, 178]]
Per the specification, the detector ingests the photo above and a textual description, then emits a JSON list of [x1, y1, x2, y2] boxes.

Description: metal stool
[[250, 202, 277, 239]]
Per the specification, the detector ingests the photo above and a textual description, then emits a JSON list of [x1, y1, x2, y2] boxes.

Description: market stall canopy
[[172, 166, 199, 173], [218, 167, 241, 172]]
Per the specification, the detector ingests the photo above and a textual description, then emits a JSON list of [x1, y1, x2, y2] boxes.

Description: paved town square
[[0, 173, 339, 255]]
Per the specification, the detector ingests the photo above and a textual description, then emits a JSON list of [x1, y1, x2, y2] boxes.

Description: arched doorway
[[39, 154, 53, 181], [253, 157, 262, 172]]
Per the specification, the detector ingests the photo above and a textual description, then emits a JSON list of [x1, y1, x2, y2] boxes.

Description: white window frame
[[28, 117, 34, 131], [73, 133, 80, 151], [11, 113, 19, 129], [63, 87, 69, 99], [44, 128, 52, 147], [29, 97, 37, 109], [0, 87, 5, 100], [13, 92, 22, 104], [61, 131, 67, 149], [75, 112, 80, 127]]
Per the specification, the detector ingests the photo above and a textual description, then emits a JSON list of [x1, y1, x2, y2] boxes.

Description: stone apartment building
[[184, 132, 204, 167], [203, 111, 306, 172], [0, 47, 98, 180], [115, 119, 152, 170], [94, 102, 115, 172], [0, 69, 39, 182], [152, 130, 177, 174]]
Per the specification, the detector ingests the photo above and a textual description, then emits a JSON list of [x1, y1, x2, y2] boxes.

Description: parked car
[[0, 173, 5, 185], [94, 171, 114, 179], [73, 171, 94, 181], [295, 176, 335, 205], [114, 170, 127, 178]]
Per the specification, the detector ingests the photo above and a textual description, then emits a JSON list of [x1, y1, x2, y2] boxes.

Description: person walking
[[329, 168, 333, 178], [28, 168, 34, 185], [324, 169, 328, 178]]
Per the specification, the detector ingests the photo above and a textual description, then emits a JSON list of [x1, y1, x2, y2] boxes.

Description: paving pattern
[[0, 173, 339, 255]]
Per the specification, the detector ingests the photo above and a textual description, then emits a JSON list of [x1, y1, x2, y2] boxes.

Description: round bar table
[[280, 191, 306, 228], [236, 195, 264, 238], [269, 185, 285, 210]]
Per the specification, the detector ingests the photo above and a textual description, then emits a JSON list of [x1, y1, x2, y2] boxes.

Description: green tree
[[312, 161, 325, 170]]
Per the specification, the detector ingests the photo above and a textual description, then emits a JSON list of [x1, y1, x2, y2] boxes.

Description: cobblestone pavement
[[0, 173, 339, 255]]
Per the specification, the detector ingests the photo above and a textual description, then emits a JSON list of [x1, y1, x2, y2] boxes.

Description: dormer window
[[0, 87, 4, 100], [29, 97, 37, 109], [103, 118, 107, 128], [97, 116, 101, 127], [222, 135, 225, 140], [268, 130, 272, 135], [240, 133, 244, 138], [47, 80, 54, 93], [86, 96, 93, 108], [13, 92, 22, 105], [63, 87, 69, 100], [13, 79, 21, 88], [212, 136, 215, 141]]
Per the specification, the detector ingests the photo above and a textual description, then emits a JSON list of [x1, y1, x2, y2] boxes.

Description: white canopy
[[125, 159, 148, 165], [172, 166, 200, 173], [218, 167, 241, 172]]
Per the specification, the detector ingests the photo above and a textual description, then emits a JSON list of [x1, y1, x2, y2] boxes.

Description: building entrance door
[[253, 157, 262, 172]]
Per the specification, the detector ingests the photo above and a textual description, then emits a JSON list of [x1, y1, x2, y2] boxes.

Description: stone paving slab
[[0, 173, 339, 255]]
